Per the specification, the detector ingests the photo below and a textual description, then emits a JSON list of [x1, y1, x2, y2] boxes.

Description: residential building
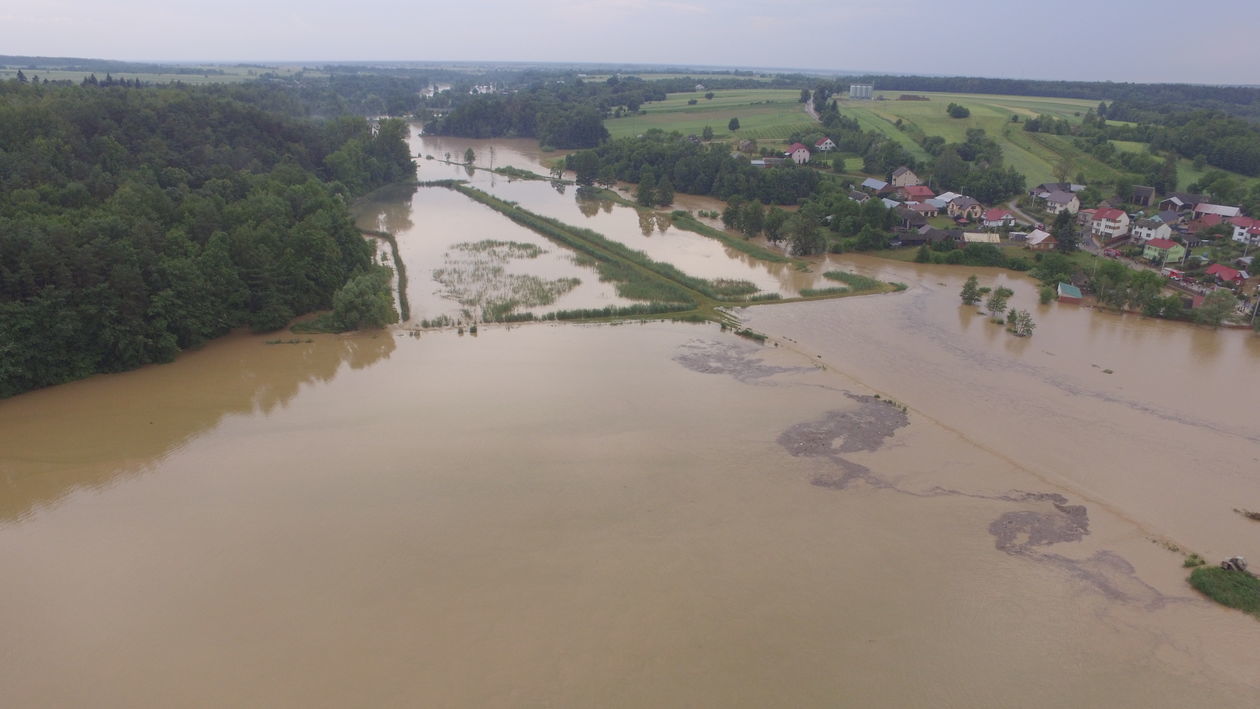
[[786, 143, 810, 165], [1131, 185, 1156, 206], [1026, 229, 1057, 250], [1205, 264, 1247, 286], [891, 166, 921, 187], [1130, 218, 1172, 243], [896, 184, 935, 201], [1042, 190, 1080, 215], [1090, 208, 1130, 239], [1143, 238, 1186, 264], [814, 137, 836, 152], [947, 196, 983, 220], [982, 208, 1016, 229]]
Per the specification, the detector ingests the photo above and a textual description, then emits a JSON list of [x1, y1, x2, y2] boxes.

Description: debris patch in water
[[673, 339, 808, 383]]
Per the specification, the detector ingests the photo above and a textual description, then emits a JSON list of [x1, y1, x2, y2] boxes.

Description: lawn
[[604, 89, 818, 142]]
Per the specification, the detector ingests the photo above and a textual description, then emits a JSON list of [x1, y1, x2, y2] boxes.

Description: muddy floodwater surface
[[3, 135, 1260, 708]]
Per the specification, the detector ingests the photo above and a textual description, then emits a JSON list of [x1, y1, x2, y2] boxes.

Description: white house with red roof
[[814, 137, 836, 152], [982, 208, 1016, 228], [1229, 217, 1260, 245], [1090, 207, 1130, 239], [786, 143, 811, 164]]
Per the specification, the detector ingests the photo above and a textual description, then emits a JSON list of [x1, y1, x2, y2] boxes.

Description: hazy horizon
[[3, 0, 1257, 85]]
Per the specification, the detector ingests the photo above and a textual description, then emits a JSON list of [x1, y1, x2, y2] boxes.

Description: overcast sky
[[3, 0, 1257, 85]]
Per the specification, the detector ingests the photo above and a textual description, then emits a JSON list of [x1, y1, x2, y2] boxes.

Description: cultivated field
[[604, 89, 818, 142]]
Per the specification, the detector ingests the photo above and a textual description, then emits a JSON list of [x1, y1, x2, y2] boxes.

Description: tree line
[[0, 79, 415, 397]]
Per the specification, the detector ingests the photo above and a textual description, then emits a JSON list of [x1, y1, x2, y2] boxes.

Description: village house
[[890, 166, 921, 187], [1229, 217, 1260, 245], [1130, 218, 1172, 243], [786, 143, 811, 165], [1143, 238, 1186, 264], [947, 196, 983, 220], [1041, 190, 1080, 215], [905, 202, 940, 218], [814, 137, 836, 152], [1090, 208, 1131, 239], [848, 189, 871, 204], [895, 184, 935, 201], [1026, 228, 1057, 250], [894, 206, 928, 230], [981, 208, 1016, 229], [1205, 264, 1248, 287]]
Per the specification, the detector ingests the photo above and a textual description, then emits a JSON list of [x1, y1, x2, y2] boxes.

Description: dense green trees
[[566, 131, 819, 206], [0, 79, 414, 397]]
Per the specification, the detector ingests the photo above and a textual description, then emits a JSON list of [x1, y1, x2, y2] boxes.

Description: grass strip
[[361, 228, 410, 322]]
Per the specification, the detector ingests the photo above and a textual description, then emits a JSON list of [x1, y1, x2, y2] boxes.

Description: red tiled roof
[[1146, 238, 1179, 249], [1227, 216, 1257, 228], [788, 143, 809, 153], [1206, 264, 1242, 281], [814, 137, 832, 146], [982, 208, 1011, 221], [1093, 208, 1126, 220]]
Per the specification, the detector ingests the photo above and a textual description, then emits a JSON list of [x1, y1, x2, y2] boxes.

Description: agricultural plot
[[604, 89, 817, 142], [837, 91, 1111, 185]]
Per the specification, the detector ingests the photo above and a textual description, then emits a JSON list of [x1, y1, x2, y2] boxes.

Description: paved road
[[1005, 199, 1101, 254]]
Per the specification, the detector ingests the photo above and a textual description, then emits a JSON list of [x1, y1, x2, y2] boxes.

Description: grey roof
[[951, 196, 980, 209], [862, 178, 888, 190], [1045, 190, 1076, 205], [1155, 210, 1181, 223], [881, 198, 901, 209], [925, 198, 949, 209], [892, 166, 915, 177], [848, 190, 869, 202]]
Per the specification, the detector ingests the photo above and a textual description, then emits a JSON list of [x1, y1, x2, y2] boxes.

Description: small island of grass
[[1188, 566, 1260, 620]]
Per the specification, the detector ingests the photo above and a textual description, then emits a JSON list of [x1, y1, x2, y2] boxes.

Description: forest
[[0, 78, 415, 397]]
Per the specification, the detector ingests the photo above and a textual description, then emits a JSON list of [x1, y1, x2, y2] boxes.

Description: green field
[[837, 91, 1112, 185], [604, 89, 818, 141]]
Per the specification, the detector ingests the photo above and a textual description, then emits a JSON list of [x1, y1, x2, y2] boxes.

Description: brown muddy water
[[3, 136, 1260, 707]]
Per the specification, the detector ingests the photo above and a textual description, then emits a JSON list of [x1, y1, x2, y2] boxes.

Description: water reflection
[[0, 333, 396, 523]]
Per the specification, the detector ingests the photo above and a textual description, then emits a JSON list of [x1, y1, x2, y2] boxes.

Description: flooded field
[[4, 134, 1260, 707]]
